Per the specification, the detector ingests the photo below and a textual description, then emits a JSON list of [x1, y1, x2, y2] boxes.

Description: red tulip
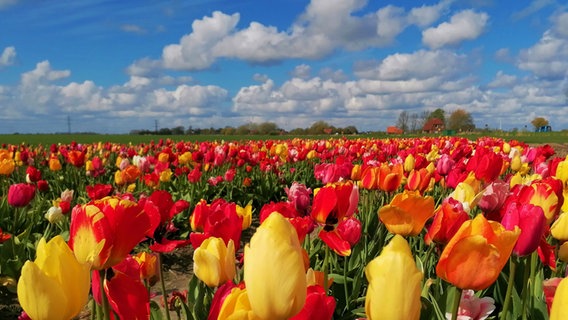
[[69, 196, 152, 270], [290, 285, 336, 320], [501, 201, 546, 257], [7, 183, 36, 207], [425, 197, 469, 245]]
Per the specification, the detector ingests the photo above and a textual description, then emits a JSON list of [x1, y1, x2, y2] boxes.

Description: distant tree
[[289, 128, 306, 135], [428, 108, 446, 124], [342, 125, 358, 134], [409, 113, 421, 133], [531, 117, 549, 130], [158, 127, 172, 135], [308, 121, 332, 134], [396, 111, 409, 132], [447, 109, 475, 132], [171, 126, 185, 135], [258, 122, 280, 135], [221, 126, 236, 135]]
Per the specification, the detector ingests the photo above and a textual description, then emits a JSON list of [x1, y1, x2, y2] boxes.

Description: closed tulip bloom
[[194, 237, 236, 287], [244, 212, 306, 319], [551, 212, 568, 241], [7, 183, 36, 207], [550, 277, 568, 320], [365, 235, 423, 320], [436, 214, 520, 290], [0, 157, 15, 175], [378, 190, 435, 237], [218, 285, 260, 320], [404, 154, 416, 172], [500, 201, 546, 257], [17, 236, 90, 320], [378, 163, 404, 192]]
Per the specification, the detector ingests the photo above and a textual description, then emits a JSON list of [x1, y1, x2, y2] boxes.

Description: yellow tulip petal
[[18, 261, 70, 320]]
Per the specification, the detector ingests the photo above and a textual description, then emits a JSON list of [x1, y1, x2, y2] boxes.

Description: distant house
[[386, 126, 403, 134], [423, 118, 444, 133]]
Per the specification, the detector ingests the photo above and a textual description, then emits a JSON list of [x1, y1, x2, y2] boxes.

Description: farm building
[[423, 118, 444, 133]]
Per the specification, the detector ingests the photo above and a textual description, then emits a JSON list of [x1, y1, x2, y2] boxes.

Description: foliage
[[447, 108, 475, 132], [531, 117, 550, 130]]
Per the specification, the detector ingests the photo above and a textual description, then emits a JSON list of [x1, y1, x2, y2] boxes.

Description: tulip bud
[[244, 213, 306, 319], [193, 237, 236, 287], [365, 235, 422, 320]]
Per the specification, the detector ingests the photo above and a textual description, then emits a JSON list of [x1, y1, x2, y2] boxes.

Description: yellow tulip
[[551, 212, 568, 241], [218, 286, 260, 320], [236, 203, 253, 230], [244, 212, 306, 320], [550, 277, 568, 320], [365, 235, 423, 320], [510, 154, 522, 172], [404, 154, 415, 172], [193, 237, 236, 287], [17, 236, 91, 320]]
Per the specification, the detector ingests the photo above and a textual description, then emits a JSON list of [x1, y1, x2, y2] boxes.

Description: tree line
[[130, 121, 359, 136]]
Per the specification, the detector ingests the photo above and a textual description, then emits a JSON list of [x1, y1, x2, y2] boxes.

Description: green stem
[[90, 298, 96, 320], [159, 253, 172, 320], [450, 287, 463, 320], [530, 251, 538, 312], [520, 256, 531, 320], [323, 245, 330, 293], [501, 258, 517, 320], [343, 256, 350, 312], [99, 269, 111, 320]]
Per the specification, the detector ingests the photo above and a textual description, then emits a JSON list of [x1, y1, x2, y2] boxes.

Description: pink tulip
[[501, 201, 546, 257], [446, 289, 495, 320], [7, 183, 36, 207]]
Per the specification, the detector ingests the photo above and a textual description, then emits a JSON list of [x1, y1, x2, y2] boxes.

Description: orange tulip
[[436, 214, 520, 290], [378, 163, 404, 192], [378, 190, 435, 236]]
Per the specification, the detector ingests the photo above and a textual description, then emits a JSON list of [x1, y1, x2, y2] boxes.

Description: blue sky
[[1, 0, 567, 134]]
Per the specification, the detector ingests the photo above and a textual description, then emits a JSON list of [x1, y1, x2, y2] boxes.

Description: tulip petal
[[18, 261, 70, 320]]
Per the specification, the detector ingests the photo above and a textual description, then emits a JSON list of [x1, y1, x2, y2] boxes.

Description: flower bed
[[1, 136, 567, 319]]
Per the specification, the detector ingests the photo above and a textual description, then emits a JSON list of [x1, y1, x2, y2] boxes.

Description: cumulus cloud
[[0, 46, 16, 68], [551, 11, 568, 38], [487, 71, 518, 88], [291, 64, 312, 79], [353, 50, 470, 81], [517, 30, 568, 80], [130, 0, 452, 73], [422, 10, 489, 49]]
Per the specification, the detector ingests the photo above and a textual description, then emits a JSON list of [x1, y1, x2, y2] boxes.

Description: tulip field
[[1, 135, 568, 319]]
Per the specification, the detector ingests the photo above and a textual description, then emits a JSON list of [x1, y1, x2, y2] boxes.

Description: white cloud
[[551, 11, 568, 38], [161, 11, 240, 70], [0, 46, 16, 68], [512, 0, 554, 21], [291, 64, 312, 79], [487, 71, 518, 88], [422, 10, 489, 49], [353, 50, 470, 81], [0, 0, 18, 9], [20, 61, 70, 87], [131, 0, 452, 73], [121, 24, 147, 34], [517, 30, 568, 79]]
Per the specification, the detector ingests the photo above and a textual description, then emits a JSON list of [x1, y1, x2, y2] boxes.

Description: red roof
[[386, 126, 403, 134], [423, 118, 444, 132]]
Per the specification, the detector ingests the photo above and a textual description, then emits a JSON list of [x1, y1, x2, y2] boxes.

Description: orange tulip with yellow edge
[[378, 190, 435, 236], [365, 235, 422, 320], [17, 236, 91, 320], [436, 214, 520, 290], [244, 212, 306, 319]]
